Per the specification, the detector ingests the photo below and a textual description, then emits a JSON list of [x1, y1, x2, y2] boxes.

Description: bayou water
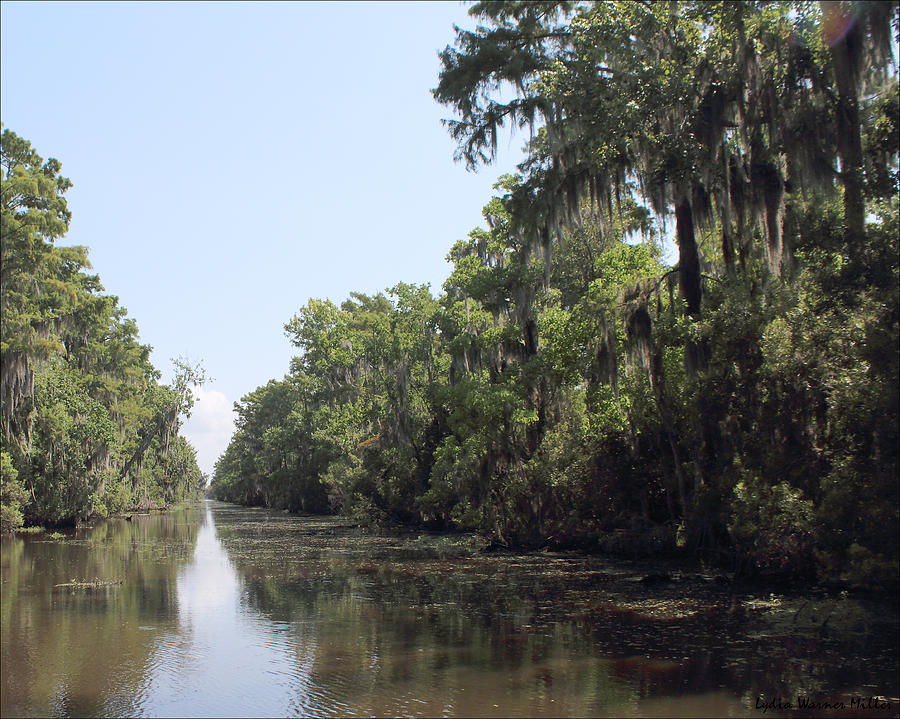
[[1, 500, 896, 717]]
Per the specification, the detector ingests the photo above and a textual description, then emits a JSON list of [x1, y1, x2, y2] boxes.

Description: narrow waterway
[[1, 500, 896, 717]]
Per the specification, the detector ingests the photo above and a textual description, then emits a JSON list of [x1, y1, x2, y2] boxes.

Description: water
[[1, 500, 897, 717]]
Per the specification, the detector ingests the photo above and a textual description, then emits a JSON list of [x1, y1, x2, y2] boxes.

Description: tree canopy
[[1, 127, 206, 530], [138, 1, 900, 587]]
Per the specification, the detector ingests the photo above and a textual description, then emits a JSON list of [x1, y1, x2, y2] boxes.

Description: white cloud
[[181, 386, 235, 480]]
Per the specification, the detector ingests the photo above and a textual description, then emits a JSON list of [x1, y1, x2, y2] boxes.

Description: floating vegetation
[[749, 595, 874, 638], [588, 598, 709, 622], [53, 578, 123, 590]]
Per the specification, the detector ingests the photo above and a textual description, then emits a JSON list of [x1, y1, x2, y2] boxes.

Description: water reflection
[[138, 504, 318, 718], [2, 501, 897, 718], [1, 508, 199, 718]]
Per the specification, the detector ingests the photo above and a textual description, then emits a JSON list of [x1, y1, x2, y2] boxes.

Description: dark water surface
[[1, 500, 897, 718]]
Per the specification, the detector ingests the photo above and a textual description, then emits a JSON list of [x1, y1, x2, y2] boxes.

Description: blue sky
[[1, 1, 528, 476]]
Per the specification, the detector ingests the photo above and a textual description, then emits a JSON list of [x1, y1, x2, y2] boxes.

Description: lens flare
[[821, 1, 858, 47]]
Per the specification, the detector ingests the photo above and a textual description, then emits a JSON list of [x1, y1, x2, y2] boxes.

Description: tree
[[435, 1, 898, 304], [207, 2, 898, 585], [1, 127, 73, 451], [1, 127, 206, 527]]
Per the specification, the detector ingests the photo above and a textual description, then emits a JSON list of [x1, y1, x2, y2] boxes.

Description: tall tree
[[820, 0, 897, 242], [2, 128, 207, 527], [1, 128, 73, 451], [435, 1, 898, 304]]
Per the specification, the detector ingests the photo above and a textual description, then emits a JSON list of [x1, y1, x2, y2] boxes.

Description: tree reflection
[[2, 503, 897, 718], [212, 506, 899, 718], [0, 508, 201, 717]]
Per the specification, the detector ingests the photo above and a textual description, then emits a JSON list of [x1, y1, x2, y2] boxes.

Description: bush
[[728, 462, 816, 577], [1, 451, 28, 532]]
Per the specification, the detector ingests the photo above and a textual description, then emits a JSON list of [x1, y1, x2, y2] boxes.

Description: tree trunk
[[675, 197, 702, 318], [826, 5, 865, 243], [650, 348, 690, 522]]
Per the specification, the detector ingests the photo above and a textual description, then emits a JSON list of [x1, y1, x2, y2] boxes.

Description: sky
[[1, 1, 529, 477]]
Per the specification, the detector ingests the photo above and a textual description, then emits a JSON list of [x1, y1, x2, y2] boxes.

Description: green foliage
[[1, 450, 27, 532], [728, 461, 816, 577], [1, 127, 205, 528], [214, 1, 897, 588], [28, 363, 118, 523]]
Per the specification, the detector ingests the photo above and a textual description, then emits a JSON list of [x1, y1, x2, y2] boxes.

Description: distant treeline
[[210, 0, 898, 586], [1, 128, 205, 530]]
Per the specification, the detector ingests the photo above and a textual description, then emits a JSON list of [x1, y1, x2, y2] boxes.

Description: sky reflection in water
[[138, 506, 318, 718], [1, 501, 897, 718]]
